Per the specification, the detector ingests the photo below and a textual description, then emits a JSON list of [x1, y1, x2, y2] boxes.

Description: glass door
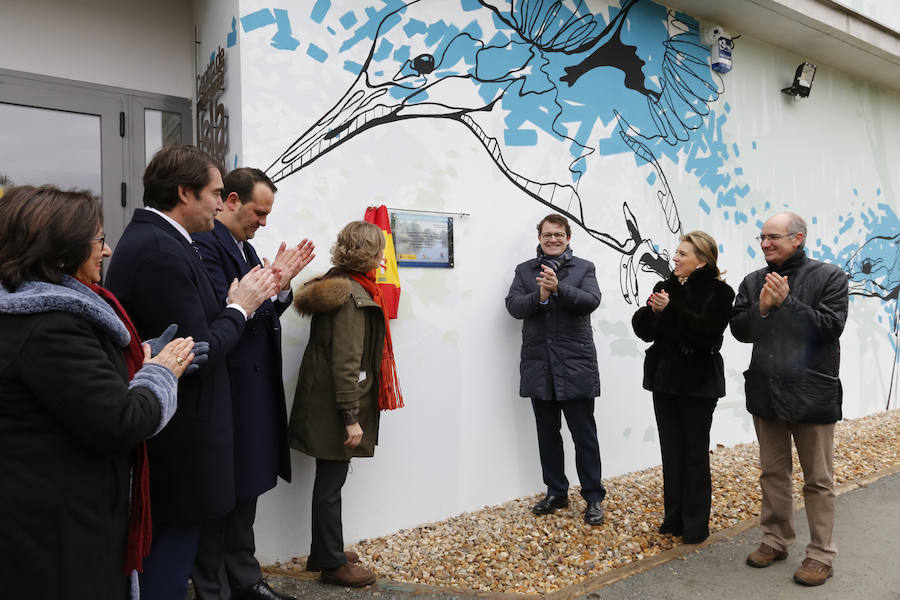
[[128, 95, 192, 208], [0, 68, 192, 251], [0, 70, 126, 246], [0, 104, 102, 195]]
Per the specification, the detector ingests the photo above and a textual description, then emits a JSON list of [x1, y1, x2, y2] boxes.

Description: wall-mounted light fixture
[[781, 62, 816, 99]]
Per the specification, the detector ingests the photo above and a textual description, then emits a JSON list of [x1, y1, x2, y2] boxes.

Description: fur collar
[[294, 275, 353, 315], [667, 264, 719, 287], [0, 275, 131, 346]]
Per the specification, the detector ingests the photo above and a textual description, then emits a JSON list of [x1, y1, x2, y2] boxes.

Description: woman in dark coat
[[289, 220, 402, 588], [632, 230, 735, 544], [0, 186, 194, 600]]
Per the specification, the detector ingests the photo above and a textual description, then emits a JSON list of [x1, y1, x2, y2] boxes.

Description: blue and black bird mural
[[845, 233, 900, 409], [266, 0, 722, 302], [846, 233, 900, 302]]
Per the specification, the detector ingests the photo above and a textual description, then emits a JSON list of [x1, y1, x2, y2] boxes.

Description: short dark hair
[[0, 185, 101, 291], [537, 213, 571, 237], [223, 167, 277, 204], [143, 145, 223, 211]]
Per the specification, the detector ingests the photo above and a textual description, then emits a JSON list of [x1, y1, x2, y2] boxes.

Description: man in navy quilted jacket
[[505, 213, 606, 526]]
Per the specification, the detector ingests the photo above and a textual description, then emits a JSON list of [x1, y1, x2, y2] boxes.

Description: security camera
[[700, 24, 727, 47]]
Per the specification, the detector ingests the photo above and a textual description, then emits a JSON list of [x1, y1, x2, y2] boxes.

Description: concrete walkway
[[574, 469, 900, 600], [192, 470, 900, 600]]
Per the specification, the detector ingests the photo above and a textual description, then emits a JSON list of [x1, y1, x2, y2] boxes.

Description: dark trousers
[[653, 392, 717, 542], [310, 458, 351, 570], [531, 397, 606, 502], [192, 498, 263, 599], [138, 521, 201, 600]]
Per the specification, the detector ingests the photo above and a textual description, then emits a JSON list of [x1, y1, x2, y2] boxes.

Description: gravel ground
[[269, 409, 900, 595]]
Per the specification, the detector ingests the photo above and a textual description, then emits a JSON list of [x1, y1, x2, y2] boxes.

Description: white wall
[[231, 0, 900, 563], [0, 0, 194, 97]]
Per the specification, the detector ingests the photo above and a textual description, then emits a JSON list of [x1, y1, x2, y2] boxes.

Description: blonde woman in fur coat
[[632, 231, 734, 545]]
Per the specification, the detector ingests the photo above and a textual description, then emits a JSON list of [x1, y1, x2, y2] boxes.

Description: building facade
[[2, 0, 898, 564]]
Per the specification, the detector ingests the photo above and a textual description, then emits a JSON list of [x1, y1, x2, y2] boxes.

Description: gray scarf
[[536, 244, 573, 272]]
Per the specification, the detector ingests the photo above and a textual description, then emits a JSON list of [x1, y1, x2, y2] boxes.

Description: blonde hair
[[680, 230, 725, 280], [331, 221, 385, 273]]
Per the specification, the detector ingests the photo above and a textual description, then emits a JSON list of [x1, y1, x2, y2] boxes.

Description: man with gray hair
[[730, 212, 848, 587]]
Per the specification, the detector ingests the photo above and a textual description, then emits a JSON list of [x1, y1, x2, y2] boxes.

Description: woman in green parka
[[289, 220, 403, 588]]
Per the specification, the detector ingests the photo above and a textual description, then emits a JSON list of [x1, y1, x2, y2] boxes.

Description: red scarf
[[349, 271, 404, 410], [89, 284, 152, 574]]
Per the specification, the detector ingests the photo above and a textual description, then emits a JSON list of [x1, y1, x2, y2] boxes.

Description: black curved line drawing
[[266, 0, 723, 303], [844, 233, 900, 409]]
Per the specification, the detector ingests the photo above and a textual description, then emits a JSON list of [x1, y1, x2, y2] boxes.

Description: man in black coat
[[505, 213, 606, 526], [105, 145, 280, 600], [730, 212, 848, 587], [191, 168, 314, 600]]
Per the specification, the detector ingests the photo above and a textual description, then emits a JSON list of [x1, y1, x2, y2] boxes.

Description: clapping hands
[[536, 265, 558, 301], [271, 239, 316, 290], [227, 264, 281, 314], [648, 290, 670, 314], [144, 336, 195, 379], [759, 272, 789, 315]]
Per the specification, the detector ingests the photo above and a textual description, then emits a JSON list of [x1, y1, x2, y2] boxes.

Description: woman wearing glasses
[[631, 231, 735, 544], [0, 186, 195, 599]]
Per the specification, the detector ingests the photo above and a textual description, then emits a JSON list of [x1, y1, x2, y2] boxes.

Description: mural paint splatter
[[240, 8, 301, 50]]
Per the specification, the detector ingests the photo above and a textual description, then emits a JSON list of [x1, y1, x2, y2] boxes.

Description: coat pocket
[[783, 369, 843, 424], [743, 368, 777, 420]]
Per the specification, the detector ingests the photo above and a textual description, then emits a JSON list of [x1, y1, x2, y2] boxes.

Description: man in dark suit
[[105, 145, 280, 600], [191, 168, 314, 600], [505, 213, 606, 526]]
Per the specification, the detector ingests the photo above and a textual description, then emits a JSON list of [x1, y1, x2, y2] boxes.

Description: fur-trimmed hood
[[294, 275, 353, 315]]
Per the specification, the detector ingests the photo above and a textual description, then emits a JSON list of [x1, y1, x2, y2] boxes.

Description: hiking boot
[[793, 558, 833, 586], [321, 562, 376, 587], [746, 543, 788, 568]]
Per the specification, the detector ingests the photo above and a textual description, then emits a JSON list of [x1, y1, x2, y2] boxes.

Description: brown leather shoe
[[746, 543, 788, 568], [793, 558, 833, 586], [305, 550, 360, 571], [321, 562, 376, 587]]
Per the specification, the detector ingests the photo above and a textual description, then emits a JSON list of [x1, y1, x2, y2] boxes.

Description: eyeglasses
[[756, 232, 798, 243], [540, 232, 568, 240], [91, 235, 106, 247]]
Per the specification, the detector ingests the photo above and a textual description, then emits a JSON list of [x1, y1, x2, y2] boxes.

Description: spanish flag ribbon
[[364, 205, 401, 319]]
